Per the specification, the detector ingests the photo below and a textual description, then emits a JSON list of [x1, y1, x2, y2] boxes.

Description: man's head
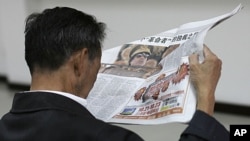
[[24, 7, 106, 98], [129, 45, 151, 66]]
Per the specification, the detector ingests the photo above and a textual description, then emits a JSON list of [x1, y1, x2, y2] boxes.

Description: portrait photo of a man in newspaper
[[100, 44, 180, 78]]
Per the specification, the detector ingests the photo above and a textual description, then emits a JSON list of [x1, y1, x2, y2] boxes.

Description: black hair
[[24, 7, 106, 74]]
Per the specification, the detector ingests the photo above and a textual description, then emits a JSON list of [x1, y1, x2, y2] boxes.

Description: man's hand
[[189, 45, 222, 116]]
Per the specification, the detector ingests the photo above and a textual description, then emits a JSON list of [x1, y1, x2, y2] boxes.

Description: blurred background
[[0, 0, 249, 140]]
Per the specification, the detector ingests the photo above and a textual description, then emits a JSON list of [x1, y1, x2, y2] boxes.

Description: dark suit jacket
[[0, 92, 229, 141]]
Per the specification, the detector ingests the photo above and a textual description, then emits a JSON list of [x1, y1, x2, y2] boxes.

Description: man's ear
[[72, 48, 89, 77]]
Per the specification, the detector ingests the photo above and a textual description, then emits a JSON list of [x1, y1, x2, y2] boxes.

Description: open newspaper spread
[[86, 4, 243, 125]]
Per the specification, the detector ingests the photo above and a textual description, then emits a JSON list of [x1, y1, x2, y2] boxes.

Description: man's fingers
[[189, 53, 199, 65], [203, 46, 216, 58]]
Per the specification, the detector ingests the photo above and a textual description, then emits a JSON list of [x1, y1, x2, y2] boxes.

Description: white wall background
[[0, 0, 28, 82], [0, 0, 249, 106]]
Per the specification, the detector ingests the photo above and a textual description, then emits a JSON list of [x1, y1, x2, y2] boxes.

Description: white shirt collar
[[25, 90, 87, 107]]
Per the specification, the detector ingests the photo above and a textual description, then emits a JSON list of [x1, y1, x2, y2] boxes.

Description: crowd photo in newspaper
[[86, 4, 243, 125]]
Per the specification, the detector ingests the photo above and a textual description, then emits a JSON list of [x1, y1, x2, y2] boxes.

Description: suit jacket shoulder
[[0, 92, 144, 141]]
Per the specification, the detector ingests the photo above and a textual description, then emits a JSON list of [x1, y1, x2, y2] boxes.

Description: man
[[101, 45, 160, 78], [0, 7, 229, 141], [128, 45, 151, 66]]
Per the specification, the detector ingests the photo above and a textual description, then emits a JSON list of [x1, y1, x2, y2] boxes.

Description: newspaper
[[86, 4, 243, 125]]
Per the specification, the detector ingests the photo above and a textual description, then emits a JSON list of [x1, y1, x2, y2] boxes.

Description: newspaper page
[[86, 4, 243, 125]]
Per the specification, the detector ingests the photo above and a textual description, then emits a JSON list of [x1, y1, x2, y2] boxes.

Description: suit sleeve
[[179, 110, 229, 141], [96, 123, 144, 141]]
